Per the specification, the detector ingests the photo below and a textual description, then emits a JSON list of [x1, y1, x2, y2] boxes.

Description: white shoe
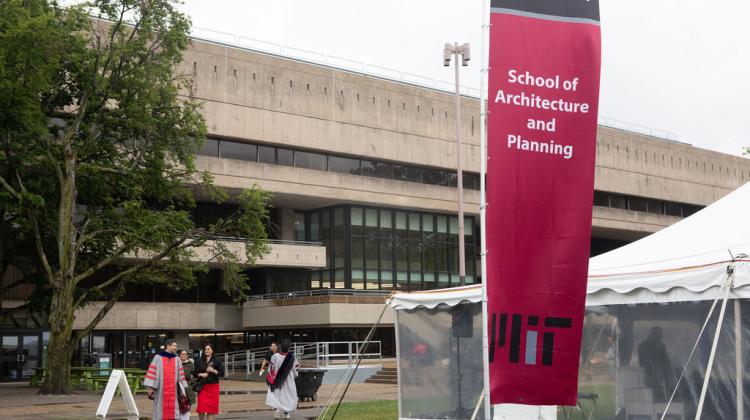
[[273, 409, 281, 419], [283, 413, 290, 419]]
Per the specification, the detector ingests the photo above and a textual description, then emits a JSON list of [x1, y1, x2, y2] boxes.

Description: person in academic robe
[[265, 338, 300, 419], [144, 339, 188, 420]]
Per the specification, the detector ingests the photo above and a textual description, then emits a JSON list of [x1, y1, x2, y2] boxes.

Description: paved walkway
[[0, 379, 396, 419]]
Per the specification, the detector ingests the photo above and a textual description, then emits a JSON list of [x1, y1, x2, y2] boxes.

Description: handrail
[[220, 340, 382, 378], [247, 289, 391, 301], [199, 235, 323, 247]]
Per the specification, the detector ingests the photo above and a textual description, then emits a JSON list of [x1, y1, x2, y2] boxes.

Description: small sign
[[95, 369, 139, 418]]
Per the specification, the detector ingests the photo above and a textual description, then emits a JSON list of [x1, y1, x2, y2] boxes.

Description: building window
[[220, 141, 257, 161], [277, 148, 294, 166], [329, 156, 361, 175], [294, 151, 327, 170], [258, 145, 276, 164], [293, 212, 306, 241], [201, 138, 219, 157], [198, 137, 481, 190]]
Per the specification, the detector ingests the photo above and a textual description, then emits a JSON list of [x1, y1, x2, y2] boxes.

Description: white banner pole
[[479, 0, 491, 417]]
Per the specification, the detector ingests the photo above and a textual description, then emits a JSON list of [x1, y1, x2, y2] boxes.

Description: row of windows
[[198, 138, 481, 190], [593, 191, 703, 218], [297, 205, 477, 291]]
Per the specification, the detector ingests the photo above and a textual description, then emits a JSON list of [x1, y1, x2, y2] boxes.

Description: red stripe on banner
[[486, 7, 601, 406], [162, 357, 176, 419], [144, 375, 156, 380]]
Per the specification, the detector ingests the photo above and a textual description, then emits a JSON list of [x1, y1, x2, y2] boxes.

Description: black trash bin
[[295, 369, 325, 402]]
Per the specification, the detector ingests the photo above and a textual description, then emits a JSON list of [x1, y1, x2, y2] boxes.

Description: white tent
[[587, 181, 750, 306], [390, 183, 750, 420]]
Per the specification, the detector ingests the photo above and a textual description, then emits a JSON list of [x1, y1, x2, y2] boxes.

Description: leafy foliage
[[0, 0, 270, 393]]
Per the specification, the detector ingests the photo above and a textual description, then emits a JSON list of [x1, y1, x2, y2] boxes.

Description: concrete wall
[[73, 302, 242, 331], [594, 127, 750, 205], [124, 240, 326, 268], [182, 39, 750, 223], [242, 296, 394, 329]]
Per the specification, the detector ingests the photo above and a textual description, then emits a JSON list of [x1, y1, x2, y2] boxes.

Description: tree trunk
[[40, 281, 76, 394], [40, 129, 79, 394]]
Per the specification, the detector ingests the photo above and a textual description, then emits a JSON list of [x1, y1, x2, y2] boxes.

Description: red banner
[[485, 0, 602, 406]]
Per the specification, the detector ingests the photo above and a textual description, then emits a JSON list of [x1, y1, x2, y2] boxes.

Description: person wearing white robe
[[265, 339, 299, 418]]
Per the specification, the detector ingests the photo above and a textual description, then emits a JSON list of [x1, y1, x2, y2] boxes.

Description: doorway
[[1, 334, 40, 381]]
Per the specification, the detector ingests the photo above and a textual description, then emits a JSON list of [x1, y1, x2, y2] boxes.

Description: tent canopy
[[390, 182, 750, 310]]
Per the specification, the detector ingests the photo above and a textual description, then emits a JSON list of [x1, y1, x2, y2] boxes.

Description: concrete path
[[0, 379, 396, 419]]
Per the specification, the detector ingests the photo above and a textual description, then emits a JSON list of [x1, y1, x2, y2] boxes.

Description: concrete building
[[2, 36, 749, 379]]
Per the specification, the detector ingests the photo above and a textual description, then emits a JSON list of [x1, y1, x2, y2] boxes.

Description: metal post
[[454, 42, 466, 287], [479, 0, 492, 416], [735, 299, 743, 420], [696, 285, 731, 419], [348, 342, 352, 366]]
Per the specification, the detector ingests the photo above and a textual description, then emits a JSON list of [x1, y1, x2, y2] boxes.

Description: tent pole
[[695, 285, 732, 420], [735, 299, 743, 420], [479, 0, 491, 417], [660, 298, 719, 420], [395, 310, 403, 419]]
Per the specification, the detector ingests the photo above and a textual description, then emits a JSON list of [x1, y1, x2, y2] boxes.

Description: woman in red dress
[[194, 343, 224, 420]]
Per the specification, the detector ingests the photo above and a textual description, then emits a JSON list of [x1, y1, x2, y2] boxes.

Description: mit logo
[[488, 313, 572, 366]]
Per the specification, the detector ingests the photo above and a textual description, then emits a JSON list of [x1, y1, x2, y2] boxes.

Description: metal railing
[[199, 235, 323, 247], [313, 341, 383, 369], [220, 340, 382, 379], [247, 289, 392, 301], [190, 26, 481, 98]]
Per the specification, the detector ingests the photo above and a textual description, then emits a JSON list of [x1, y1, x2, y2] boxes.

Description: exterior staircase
[[364, 367, 398, 385]]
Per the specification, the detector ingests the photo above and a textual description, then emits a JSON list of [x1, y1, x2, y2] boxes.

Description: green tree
[[0, 0, 270, 394]]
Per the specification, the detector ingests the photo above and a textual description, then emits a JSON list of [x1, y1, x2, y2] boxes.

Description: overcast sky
[[178, 0, 750, 157]]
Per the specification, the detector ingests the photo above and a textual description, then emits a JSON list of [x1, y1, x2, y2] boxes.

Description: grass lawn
[[557, 384, 616, 420], [318, 400, 398, 420]]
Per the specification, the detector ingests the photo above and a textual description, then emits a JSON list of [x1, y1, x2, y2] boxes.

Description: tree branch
[[73, 232, 193, 307], [75, 228, 122, 253], [73, 297, 119, 344], [0, 174, 20, 200], [72, 242, 130, 285], [29, 209, 55, 287]]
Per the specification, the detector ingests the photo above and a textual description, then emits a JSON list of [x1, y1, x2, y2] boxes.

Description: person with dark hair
[[638, 326, 674, 401], [193, 343, 224, 420], [144, 339, 189, 420], [265, 339, 299, 419], [259, 341, 278, 376], [178, 350, 195, 420]]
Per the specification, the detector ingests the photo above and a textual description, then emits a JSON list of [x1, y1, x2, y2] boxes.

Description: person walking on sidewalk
[[265, 339, 299, 419], [194, 343, 224, 420], [144, 339, 189, 420], [259, 341, 278, 377]]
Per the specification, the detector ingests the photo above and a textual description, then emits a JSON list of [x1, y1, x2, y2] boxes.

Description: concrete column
[[279, 207, 296, 241], [173, 331, 190, 352]]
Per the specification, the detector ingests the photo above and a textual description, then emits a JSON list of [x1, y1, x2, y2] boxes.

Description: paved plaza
[[0, 379, 397, 419]]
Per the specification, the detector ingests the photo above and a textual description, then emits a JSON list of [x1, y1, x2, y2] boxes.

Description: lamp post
[[444, 42, 470, 286]]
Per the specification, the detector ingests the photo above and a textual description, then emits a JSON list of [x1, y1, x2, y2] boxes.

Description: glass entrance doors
[[1, 334, 40, 380]]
